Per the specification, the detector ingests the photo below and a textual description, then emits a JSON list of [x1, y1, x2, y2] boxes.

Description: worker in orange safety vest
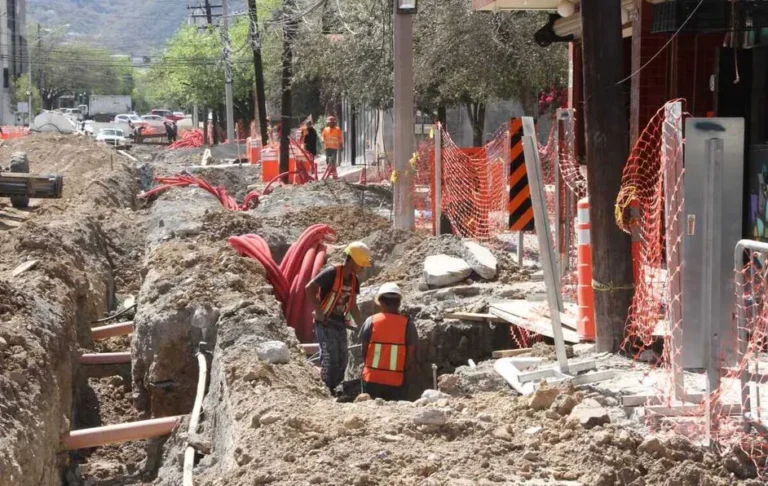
[[306, 241, 371, 393], [322, 115, 343, 176], [360, 282, 418, 401]]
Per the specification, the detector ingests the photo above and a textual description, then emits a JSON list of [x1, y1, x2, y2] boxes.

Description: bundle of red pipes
[[229, 224, 334, 342], [137, 173, 260, 211], [168, 130, 204, 150]]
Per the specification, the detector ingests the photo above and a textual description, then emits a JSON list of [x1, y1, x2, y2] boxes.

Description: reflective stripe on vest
[[318, 265, 357, 324], [362, 313, 408, 387]]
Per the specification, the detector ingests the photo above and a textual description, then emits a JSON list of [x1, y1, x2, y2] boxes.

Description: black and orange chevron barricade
[[508, 118, 535, 232]]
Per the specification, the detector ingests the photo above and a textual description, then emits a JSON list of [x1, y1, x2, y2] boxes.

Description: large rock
[[528, 385, 562, 411], [255, 340, 290, 364], [423, 254, 472, 287], [413, 408, 447, 426], [569, 398, 610, 429], [463, 241, 498, 280]]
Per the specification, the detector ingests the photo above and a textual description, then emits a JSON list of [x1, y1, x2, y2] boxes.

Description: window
[[3, 68, 8, 89]]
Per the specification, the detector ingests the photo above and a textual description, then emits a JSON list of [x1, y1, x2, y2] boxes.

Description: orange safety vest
[[318, 264, 357, 326], [362, 313, 408, 387], [322, 126, 342, 150]]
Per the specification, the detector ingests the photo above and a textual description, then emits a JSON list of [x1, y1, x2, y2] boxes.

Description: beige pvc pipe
[[183, 352, 208, 486], [79, 352, 132, 365], [62, 416, 183, 450], [91, 321, 135, 340], [301, 343, 319, 356]]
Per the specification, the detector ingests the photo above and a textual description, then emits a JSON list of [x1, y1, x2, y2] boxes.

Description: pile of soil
[[261, 205, 392, 243], [192, 374, 761, 486], [258, 180, 392, 217]]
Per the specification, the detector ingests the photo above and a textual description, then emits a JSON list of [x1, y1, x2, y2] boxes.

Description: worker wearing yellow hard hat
[[305, 241, 372, 394]]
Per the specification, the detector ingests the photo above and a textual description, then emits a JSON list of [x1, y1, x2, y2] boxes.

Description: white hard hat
[[375, 282, 402, 304]]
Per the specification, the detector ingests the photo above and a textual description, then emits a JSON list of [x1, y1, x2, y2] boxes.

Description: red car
[[150, 109, 185, 122]]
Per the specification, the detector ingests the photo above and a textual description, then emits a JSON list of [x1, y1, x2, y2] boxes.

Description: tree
[[32, 37, 135, 109], [11, 74, 42, 118], [581, 0, 634, 352], [294, 0, 566, 145]]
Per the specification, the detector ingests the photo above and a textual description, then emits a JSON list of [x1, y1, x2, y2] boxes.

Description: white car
[[96, 128, 130, 149], [173, 111, 186, 118], [113, 114, 143, 124]]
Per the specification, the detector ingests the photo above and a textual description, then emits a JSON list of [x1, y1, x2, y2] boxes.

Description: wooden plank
[[489, 302, 581, 344], [491, 300, 579, 331], [492, 348, 532, 359], [645, 404, 741, 417]]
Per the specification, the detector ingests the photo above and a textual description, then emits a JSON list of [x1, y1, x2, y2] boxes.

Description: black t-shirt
[[313, 265, 359, 324], [304, 128, 318, 155]]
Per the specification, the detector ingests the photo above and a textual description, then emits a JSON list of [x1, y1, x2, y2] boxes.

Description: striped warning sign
[[508, 118, 534, 231]]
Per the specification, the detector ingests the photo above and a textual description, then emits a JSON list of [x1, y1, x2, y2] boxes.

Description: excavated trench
[[1, 144, 512, 485]]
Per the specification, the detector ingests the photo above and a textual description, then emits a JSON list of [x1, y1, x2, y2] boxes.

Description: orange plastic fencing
[[0, 126, 29, 140], [412, 124, 510, 241]]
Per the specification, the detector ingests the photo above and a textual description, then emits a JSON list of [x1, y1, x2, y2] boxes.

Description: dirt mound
[[200, 209, 263, 241], [258, 180, 392, 216], [262, 205, 391, 243], [190, 379, 758, 486]]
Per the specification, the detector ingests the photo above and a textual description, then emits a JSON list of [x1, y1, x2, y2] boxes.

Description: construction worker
[[360, 283, 417, 401], [322, 115, 342, 176], [305, 241, 371, 394], [302, 118, 318, 159]]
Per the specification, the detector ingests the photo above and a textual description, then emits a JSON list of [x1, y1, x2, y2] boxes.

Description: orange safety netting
[[615, 100, 768, 476], [411, 123, 510, 241]]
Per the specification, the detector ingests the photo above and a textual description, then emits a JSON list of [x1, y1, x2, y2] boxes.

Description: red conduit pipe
[[79, 352, 132, 365], [91, 321, 135, 340], [62, 416, 183, 450]]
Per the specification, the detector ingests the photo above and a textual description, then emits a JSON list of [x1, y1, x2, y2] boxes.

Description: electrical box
[[682, 118, 744, 370]]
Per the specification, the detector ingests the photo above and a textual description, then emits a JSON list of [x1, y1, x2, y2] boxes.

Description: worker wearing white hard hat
[[359, 282, 418, 401], [306, 241, 372, 394]]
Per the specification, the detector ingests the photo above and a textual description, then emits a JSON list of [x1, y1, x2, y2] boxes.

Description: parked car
[[150, 109, 185, 121], [141, 114, 163, 122], [173, 111, 186, 118], [96, 128, 130, 149], [113, 114, 144, 125]]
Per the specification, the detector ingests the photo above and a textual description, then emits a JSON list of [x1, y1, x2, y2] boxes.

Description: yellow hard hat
[[344, 241, 372, 268]]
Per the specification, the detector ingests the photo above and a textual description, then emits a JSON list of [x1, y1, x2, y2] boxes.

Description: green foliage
[[295, 0, 567, 115], [11, 74, 42, 116], [33, 37, 136, 108]]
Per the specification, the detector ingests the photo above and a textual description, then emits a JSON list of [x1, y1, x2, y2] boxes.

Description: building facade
[[0, 0, 27, 125]]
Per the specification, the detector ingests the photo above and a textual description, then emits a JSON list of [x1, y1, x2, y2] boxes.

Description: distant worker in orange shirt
[[322, 115, 342, 178]]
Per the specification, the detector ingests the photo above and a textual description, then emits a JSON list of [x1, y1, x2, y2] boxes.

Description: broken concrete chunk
[[423, 255, 472, 288], [255, 340, 290, 364], [463, 241, 498, 280], [551, 393, 579, 416], [569, 398, 610, 429], [413, 408, 447, 426], [414, 389, 450, 406], [354, 393, 371, 403], [528, 385, 562, 411]]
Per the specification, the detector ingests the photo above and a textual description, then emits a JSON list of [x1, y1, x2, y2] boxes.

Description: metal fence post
[[662, 101, 685, 401], [434, 123, 442, 237], [522, 117, 568, 372]]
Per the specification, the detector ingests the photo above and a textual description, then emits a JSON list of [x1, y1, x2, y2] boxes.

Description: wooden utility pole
[[580, 0, 635, 352], [247, 0, 269, 147], [279, 0, 298, 179]]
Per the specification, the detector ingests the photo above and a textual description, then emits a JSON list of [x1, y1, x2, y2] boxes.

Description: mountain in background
[[27, 0, 191, 54]]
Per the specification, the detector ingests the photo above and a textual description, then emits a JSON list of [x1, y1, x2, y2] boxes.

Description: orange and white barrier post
[[577, 197, 595, 341]]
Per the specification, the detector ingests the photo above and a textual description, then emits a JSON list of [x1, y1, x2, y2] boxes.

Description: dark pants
[[362, 381, 404, 401], [315, 322, 348, 393]]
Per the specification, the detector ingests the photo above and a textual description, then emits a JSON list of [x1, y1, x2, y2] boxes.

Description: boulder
[[423, 255, 473, 287], [255, 341, 290, 364], [413, 409, 447, 426], [463, 241, 498, 280]]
